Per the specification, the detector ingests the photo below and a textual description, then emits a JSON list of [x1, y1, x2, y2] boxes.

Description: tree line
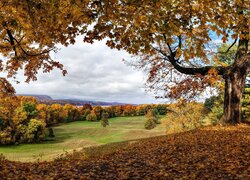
[[1, 89, 248, 145], [0, 96, 168, 145]]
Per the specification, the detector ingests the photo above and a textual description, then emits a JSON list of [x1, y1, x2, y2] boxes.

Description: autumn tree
[[0, 0, 95, 96], [144, 109, 157, 130], [0, 96, 46, 144], [100, 112, 109, 127], [86, 111, 97, 121], [114, 106, 123, 117], [84, 0, 250, 124], [36, 104, 50, 123], [136, 104, 152, 116], [123, 104, 136, 116], [104, 106, 116, 118], [79, 104, 93, 120], [92, 106, 103, 120], [1, 1, 249, 124], [62, 104, 79, 122]]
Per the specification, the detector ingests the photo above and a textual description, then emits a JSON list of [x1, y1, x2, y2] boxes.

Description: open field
[[0, 116, 165, 162]]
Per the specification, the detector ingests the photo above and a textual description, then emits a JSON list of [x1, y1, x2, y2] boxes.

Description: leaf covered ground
[[0, 124, 249, 179]]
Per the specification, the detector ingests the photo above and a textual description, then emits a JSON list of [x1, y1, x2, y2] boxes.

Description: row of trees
[[0, 96, 169, 144], [1, 92, 248, 145]]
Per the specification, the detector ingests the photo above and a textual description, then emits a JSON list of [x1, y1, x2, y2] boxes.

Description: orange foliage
[[0, 125, 249, 178]]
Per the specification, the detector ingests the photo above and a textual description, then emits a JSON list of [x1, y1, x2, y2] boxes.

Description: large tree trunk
[[222, 70, 247, 124], [221, 37, 250, 124]]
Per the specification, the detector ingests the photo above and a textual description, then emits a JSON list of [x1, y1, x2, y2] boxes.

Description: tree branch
[[168, 53, 226, 76], [6, 29, 17, 56], [225, 38, 237, 53], [153, 46, 226, 76], [13, 38, 53, 57]]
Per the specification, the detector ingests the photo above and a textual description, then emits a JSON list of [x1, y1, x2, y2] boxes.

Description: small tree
[[100, 112, 109, 127], [144, 109, 157, 130], [25, 119, 46, 143], [146, 109, 160, 124]]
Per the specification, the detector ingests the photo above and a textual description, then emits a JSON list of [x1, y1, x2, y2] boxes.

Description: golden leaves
[[0, 0, 94, 95], [0, 124, 249, 179]]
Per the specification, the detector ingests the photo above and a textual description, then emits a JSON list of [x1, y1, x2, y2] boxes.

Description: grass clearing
[[0, 116, 165, 162]]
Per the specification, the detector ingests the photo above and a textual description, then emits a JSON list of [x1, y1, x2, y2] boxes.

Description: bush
[[163, 102, 205, 134]]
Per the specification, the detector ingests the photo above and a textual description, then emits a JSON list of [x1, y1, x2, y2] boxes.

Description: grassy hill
[[0, 116, 165, 162], [0, 124, 249, 179]]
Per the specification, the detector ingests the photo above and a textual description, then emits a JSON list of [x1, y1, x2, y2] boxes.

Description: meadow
[[0, 116, 165, 162]]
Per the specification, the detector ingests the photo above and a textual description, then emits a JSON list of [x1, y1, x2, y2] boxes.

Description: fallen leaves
[[0, 124, 249, 179]]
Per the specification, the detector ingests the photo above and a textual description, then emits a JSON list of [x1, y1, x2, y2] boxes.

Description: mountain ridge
[[17, 94, 131, 106]]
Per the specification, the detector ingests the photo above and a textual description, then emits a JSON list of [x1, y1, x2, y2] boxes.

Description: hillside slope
[[0, 124, 249, 179]]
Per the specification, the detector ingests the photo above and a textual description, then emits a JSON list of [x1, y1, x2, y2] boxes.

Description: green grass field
[[0, 116, 165, 162]]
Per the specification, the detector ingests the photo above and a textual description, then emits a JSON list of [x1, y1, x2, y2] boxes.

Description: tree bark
[[222, 71, 247, 124], [221, 52, 250, 124]]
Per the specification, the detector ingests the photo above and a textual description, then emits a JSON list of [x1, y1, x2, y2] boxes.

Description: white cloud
[[13, 37, 164, 104]]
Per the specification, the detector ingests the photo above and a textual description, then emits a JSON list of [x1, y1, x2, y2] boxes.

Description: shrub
[[100, 112, 109, 127], [163, 102, 205, 134]]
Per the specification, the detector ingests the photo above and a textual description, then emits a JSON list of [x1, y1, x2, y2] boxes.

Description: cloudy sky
[[13, 36, 164, 104]]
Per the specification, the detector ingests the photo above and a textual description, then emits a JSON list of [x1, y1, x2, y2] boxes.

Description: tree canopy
[[84, 0, 249, 123], [0, 0, 96, 96], [0, 0, 249, 123]]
